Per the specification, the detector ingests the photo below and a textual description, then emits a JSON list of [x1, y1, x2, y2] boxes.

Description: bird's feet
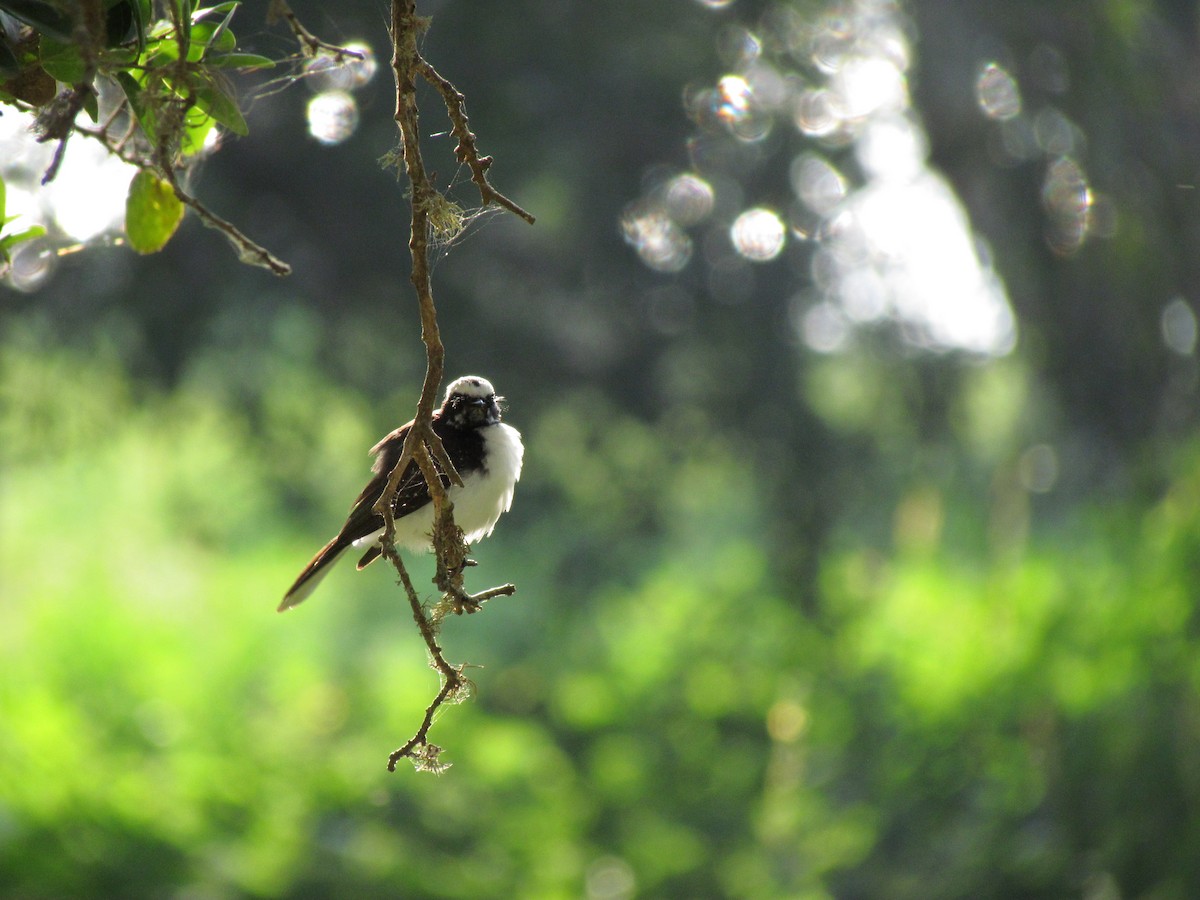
[[434, 557, 477, 597], [439, 581, 517, 616], [448, 587, 483, 615]]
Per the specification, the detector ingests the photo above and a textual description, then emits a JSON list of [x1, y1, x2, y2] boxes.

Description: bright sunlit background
[[4, 0, 1200, 897]]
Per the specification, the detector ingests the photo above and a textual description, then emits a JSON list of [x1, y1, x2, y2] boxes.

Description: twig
[[383, 542, 464, 772], [417, 59, 536, 225], [37, 87, 91, 183], [177, 189, 293, 275], [159, 165, 293, 275], [70, 115, 284, 273], [269, 0, 367, 61], [379, 0, 531, 772], [36, 0, 103, 183], [381, 0, 456, 771]]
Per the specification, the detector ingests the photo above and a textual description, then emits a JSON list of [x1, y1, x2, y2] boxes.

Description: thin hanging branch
[[269, 0, 367, 61], [380, 0, 531, 774], [159, 164, 293, 275]]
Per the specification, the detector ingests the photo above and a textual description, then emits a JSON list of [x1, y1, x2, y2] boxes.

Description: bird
[[279, 375, 524, 611]]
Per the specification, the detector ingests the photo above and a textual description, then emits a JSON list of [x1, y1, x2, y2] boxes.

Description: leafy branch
[[1, 0, 534, 773], [379, 0, 531, 774], [0, 0, 362, 271]]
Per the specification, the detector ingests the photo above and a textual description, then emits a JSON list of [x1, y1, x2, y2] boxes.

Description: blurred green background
[[4, 0, 1200, 897]]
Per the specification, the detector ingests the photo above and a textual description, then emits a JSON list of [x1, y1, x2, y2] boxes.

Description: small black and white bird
[[279, 375, 523, 611]]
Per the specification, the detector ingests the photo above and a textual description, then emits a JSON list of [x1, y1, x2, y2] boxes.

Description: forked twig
[[417, 59, 535, 225], [269, 0, 367, 61], [379, 0, 531, 773]]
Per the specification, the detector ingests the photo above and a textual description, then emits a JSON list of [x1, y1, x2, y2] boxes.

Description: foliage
[[0, 0, 347, 270], [123, 167, 182, 252], [0, 172, 45, 269], [3, 0, 1200, 896], [3, 333, 1200, 898]]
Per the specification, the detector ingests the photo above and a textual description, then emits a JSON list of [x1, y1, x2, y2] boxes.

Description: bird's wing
[[339, 412, 455, 546], [279, 411, 458, 611]]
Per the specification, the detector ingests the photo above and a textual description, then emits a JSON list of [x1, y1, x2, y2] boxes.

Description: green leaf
[[127, 0, 151, 52], [180, 107, 215, 156], [191, 77, 246, 135], [116, 70, 157, 143], [100, 46, 138, 67], [104, 0, 135, 46], [0, 173, 6, 220], [0, 0, 75, 42], [125, 170, 184, 254], [39, 36, 87, 83], [0, 224, 47, 254], [0, 35, 21, 80], [191, 1, 239, 22], [142, 33, 181, 66], [202, 3, 237, 51], [204, 52, 274, 70], [188, 19, 236, 61]]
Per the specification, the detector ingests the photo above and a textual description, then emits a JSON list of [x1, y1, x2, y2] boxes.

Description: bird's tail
[[278, 536, 351, 612]]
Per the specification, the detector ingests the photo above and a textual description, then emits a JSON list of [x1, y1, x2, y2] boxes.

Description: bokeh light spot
[[586, 856, 637, 900], [304, 42, 377, 92], [307, 91, 360, 145], [976, 62, 1022, 121], [767, 700, 809, 743], [5, 241, 55, 292], [996, 116, 1039, 164], [793, 88, 844, 138], [1018, 444, 1059, 493], [1033, 107, 1081, 157], [621, 207, 693, 273], [717, 26, 762, 67], [798, 300, 851, 353], [1042, 156, 1091, 255], [1029, 43, 1070, 93], [715, 74, 771, 141], [730, 208, 786, 261], [628, 0, 1018, 356], [744, 60, 789, 109], [833, 55, 907, 120], [856, 114, 926, 181], [1, 107, 137, 282], [811, 19, 855, 74], [1162, 297, 1198, 356], [716, 74, 751, 120], [663, 174, 715, 226], [791, 153, 847, 215]]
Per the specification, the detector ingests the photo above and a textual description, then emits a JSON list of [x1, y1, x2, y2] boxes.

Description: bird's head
[[442, 375, 503, 428]]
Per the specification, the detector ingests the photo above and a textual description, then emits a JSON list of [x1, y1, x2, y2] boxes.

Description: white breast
[[358, 422, 524, 553], [454, 422, 524, 541]]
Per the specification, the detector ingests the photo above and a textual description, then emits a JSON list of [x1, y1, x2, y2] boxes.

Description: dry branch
[[380, 0, 531, 773], [269, 0, 368, 61]]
